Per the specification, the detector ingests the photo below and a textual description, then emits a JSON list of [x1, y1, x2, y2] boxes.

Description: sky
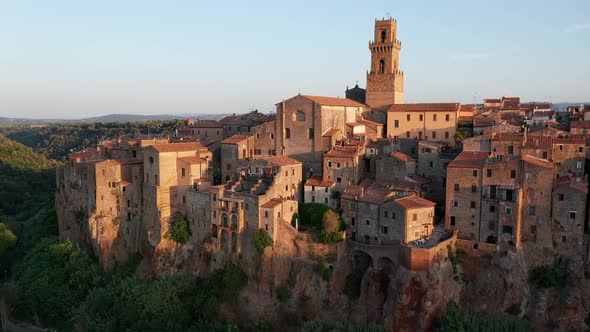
[[0, 0, 589, 119]]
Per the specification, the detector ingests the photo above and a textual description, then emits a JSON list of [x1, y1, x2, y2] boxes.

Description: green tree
[[0, 223, 17, 258], [253, 228, 272, 254], [320, 210, 343, 244], [169, 217, 191, 244]]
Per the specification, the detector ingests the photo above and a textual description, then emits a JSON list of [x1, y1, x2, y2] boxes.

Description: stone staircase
[[424, 224, 445, 247]]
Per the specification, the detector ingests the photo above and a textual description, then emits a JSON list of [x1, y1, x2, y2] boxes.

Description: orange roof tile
[[305, 176, 335, 187], [322, 128, 341, 137], [150, 142, 208, 153], [570, 121, 590, 129], [262, 156, 302, 166], [555, 175, 588, 194], [448, 151, 489, 169], [521, 155, 554, 169], [112, 159, 143, 166], [221, 134, 250, 145], [395, 195, 436, 209], [261, 198, 283, 209], [391, 151, 414, 162], [387, 103, 460, 112], [300, 95, 366, 108]]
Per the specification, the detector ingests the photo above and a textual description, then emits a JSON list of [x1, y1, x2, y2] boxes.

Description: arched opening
[[221, 213, 228, 228], [211, 224, 218, 238], [377, 257, 394, 273], [293, 110, 305, 122], [379, 59, 385, 74], [380, 30, 386, 43], [352, 250, 373, 271]]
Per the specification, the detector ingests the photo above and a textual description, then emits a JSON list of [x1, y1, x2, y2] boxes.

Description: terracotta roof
[[406, 174, 432, 185], [570, 121, 590, 129], [261, 156, 302, 166], [387, 103, 460, 112], [522, 155, 554, 169], [448, 151, 489, 169], [391, 151, 414, 162], [419, 141, 440, 149], [325, 146, 359, 158], [150, 142, 208, 153], [555, 175, 588, 194], [473, 116, 498, 127], [501, 97, 520, 110], [484, 99, 501, 103], [395, 195, 436, 209], [300, 95, 366, 108], [261, 198, 283, 209], [117, 180, 132, 186], [221, 134, 250, 145], [359, 118, 382, 126], [305, 176, 335, 187], [322, 128, 341, 137], [459, 104, 477, 112], [69, 147, 100, 160], [177, 156, 208, 165], [341, 179, 422, 204], [532, 111, 554, 118]]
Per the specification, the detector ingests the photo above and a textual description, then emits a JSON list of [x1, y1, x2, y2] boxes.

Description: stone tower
[[365, 18, 404, 108]]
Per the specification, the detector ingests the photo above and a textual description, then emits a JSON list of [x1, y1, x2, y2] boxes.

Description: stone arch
[[377, 256, 395, 273], [221, 213, 228, 228], [380, 30, 386, 43], [293, 110, 305, 122], [379, 59, 385, 74], [352, 250, 373, 271], [211, 224, 218, 238]]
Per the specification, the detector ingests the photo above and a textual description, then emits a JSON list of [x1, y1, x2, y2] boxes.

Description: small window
[[264, 211, 268, 218], [569, 211, 576, 219], [529, 206, 536, 216], [562, 235, 567, 243], [429, 161, 433, 168], [490, 205, 495, 213], [577, 161, 582, 169], [502, 225, 513, 234], [406, 131, 410, 138], [505, 207, 512, 215], [445, 131, 449, 139], [419, 114, 423, 121], [384, 211, 389, 218], [432, 132, 436, 139], [559, 145, 563, 151], [285, 128, 291, 139], [559, 193, 564, 201], [470, 201, 476, 209], [510, 170, 516, 178], [433, 114, 437, 121], [182, 196, 186, 204], [453, 201, 458, 207], [382, 226, 388, 234], [181, 168, 186, 177], [454, 183, 459, 192], [487, 169, 492, 177], [351, 217, 356, 226], [471, 185, 477, 193], [445, 114, 450, 121], [336, 177, 342, 183], [579, 147, 583, 152], [407, 114, 411, 121], [412, 213, 417, 221], [308, 128, 314, 139], [450, 216, 456, 226], [488, 221, 495, 230], [392, 212, 396, 219], [149, 156, 154, 164], [394, 120, 399, 128], [472, 170, 478, 177], [365, 219, 370, 225], [530, 225, 536, 234]]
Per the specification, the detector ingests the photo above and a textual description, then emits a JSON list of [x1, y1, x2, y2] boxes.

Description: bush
[[0, 223, 17, 258], [276, 286, 291, 303], [343, 270, 364, 300], [437, 300, 531, 332], [529, 265, 561, 288], [291, 213, 300, 227], [168, 217, 191, 244], [322, 210, 340, 233], [321, 267, 334, 281], [298, 202, 329, 229], [505, 302, 522, 316], [320, 229, 343, 244], [253, 228, 273, 254]]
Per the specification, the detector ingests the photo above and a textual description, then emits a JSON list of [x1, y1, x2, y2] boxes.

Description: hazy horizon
[[1, 0, 589, 119]]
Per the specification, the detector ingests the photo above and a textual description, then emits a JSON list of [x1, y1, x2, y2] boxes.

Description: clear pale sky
[[0, 0, 589, 119]]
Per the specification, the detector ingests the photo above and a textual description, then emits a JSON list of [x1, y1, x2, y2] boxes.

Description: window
[[337, 163, 341, 168], [412, 213, 417, 221], [488, 221, 495, 230], [490, 205, 495, 213], [382, 226, 388, 234], [529, 206, 536, 216], [392, 212, 396, 219], [407, 114, 411, 121], [543, 151, 548, 159], [559, 193, 564, 201], [270, 133, 274, 139], [505, 207, 512, 215], [351, 217, 356, 226], [487, 169, 492, 177], [530, 225, 536, 234], [569, 211, 576, 219], [579, 147, 584, 152], [384, 211, 389, 218], [328, 161, 332, 167], [324, 197, 328, 204], [365, 219, 370, 225], [419, 114, 423, 121], [454, 183, 460, 192], [285, 128, 291, 139], [227, 164, 231, 170], [154, 174, 158, 185], [453, 201, 458, 207], [450, 216, 456, 226], [502, 225, 513, 234], [577, 161, 582, 169], [445, 114, 450, 121], [471, 185, 477, 193], [562, 235, 567, 243], [182, 196, 186, 204], [472, 170, 478, 177], [149, 156, 154, 164], [264, 211, 268, 217], [559, 145, 563, 151], [308, 128, 314, 139], [432, 132, 436, 139], [510, 170, 516, 178], [507, 146, 514, 155], [433, 114, 437, 121], [470, 201, 476, 209], [429, 161, 433, 168], [324, 187, 329, 193], [336, 177, 342, 183], [394, 120, 399, 128], [127, 200, 130, 208], [445, 132, 449, 139], [406, 131, 410, 138], [379, 59, 385, 74], [294, 111, 305, 122], [311, 196, 315, 202], [525, 173, 531, 180], [380, 30, 386, 42]]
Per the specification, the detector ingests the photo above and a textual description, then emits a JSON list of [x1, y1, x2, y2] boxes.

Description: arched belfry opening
[[380, 30, 386, 43], [379, 59, 385, 74]]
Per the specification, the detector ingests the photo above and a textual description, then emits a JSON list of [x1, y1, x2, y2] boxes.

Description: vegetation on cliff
[[253, 228, 273, 253], [0, 120, 183, 160], [437, 300, 531, 332], [168, 217, 192, 244]]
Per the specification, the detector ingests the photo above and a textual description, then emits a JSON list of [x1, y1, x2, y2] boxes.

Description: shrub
[[505, 302, 522, 316], [291, 213, 300, 227], [321, 267, 334, 281], [320, 229, 343, 244], [322, 210, 340, 233], [298, 202, 329, 229], [276, 286, 291, 303], [437, 300, 531, 332], [253, 228, 272, 254], [168, 217, 191, 244], [0, 223, 17, 258], [529, 265, 561, 288]]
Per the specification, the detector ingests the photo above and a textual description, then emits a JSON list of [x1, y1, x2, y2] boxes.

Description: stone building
[[386, 103, 460, 144], [220, 134, 255, 183], [375, 151, 415, 181], [303, 176, 336, 208], [365, 17, 404, 107], [322, 142, 366, 193]]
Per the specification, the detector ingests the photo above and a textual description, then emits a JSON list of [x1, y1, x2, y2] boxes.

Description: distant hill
[[0, 113, 230, 125]]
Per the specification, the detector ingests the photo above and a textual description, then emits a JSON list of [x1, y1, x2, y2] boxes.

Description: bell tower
[[366, 17, 404, 108]]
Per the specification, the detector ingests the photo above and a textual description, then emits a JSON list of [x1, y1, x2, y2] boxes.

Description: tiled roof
[[325, 146, 359, 158], [112, 159, 143, 166], [322, 128, 340, 137], [501, 97, 520, 110], [387, 103, 460, 112], [341, 179, 422, 204], [395, 195, 436, 209], [555, 174, 588, 194], [69, 147, 100, 160], [117, 180, 132, 186], [190, 120, 223, 128], [459, 104, 477, 112], [448, 151, 489, 169], [305, 176, 335, 187], [521, 155, 554, 169], [484, 99, 501, 103], [177, 156, 208, 165], [300, 95, 366, 107], [391, 151, 414, 162], [261, 198, 283, 209], [262, 156, 302, 166], [150, 142, 208, 153], [406, 174, 431, 185], [359, 118, 382, 126], [221, 134, 250, 145]]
